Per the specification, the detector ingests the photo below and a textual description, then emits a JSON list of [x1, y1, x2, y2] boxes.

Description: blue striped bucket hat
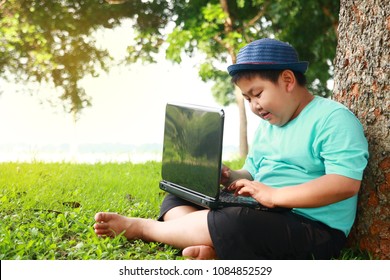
[[227, 38, 309, 76]]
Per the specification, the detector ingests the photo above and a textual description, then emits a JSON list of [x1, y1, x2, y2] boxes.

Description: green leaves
[[0, 0, 339, 116], [202, 3, 226, 24], [267, 0, 339, 97], [1, 0, 135, 115], [199, 62, 235, 106], [165, 0, 339, 100], [165, 28, 193, 63]]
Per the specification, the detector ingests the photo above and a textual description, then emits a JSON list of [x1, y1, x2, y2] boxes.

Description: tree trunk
[[219, 0, 249, 158], [333, 0, 390, 259], [234, 85, 249, 158]]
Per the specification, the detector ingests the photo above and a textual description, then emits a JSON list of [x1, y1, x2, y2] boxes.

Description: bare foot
[[94, 212, 144, 240], [182, 245, 217, 260]]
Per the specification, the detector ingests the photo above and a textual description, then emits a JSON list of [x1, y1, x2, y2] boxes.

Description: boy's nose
[[254, 101, 262, 110], [251, 102, 262, 115]]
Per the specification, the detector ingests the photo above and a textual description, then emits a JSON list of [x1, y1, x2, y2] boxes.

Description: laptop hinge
[[160, 180, 217, 201]]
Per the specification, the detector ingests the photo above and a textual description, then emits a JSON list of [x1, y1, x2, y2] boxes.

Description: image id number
[[212, 266, 272, 276]]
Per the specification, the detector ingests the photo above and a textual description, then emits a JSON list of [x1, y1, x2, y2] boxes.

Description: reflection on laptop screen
[[161, 104, 224, 198]]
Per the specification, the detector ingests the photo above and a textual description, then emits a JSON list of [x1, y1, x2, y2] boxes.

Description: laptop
[[159, 102, 272, 210]]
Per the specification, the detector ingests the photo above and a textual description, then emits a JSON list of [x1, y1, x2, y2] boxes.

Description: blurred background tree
[[0, 0, 170, 117], [0, 0, 339, 155]]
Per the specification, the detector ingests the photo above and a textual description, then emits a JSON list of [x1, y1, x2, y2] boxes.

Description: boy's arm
[[221, 165, 253, 187], [230, 174, 361, 208], [272, 174, 361, 208]]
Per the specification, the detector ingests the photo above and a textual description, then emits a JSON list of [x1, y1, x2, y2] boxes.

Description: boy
[[94, 38, 368, 259]]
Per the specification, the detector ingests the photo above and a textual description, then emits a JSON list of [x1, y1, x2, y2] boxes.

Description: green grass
[[0, 160, 371, 260], [0, 161, 178, 260]]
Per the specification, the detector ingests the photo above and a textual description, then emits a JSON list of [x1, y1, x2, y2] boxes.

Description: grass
[[0, 160, 371, 260], [0, 161, 178, 260]]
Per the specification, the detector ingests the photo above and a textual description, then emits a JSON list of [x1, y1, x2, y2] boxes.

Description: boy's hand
[[228, 179, 277, 208], [220, 164, 231, 187]]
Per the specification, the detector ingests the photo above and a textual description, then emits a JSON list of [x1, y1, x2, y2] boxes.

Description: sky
[[0, 20, 259, 163]]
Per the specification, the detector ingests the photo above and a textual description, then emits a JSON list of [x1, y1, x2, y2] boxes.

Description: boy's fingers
[[227, 179, 240, 191], [237, 186, 252, 196]]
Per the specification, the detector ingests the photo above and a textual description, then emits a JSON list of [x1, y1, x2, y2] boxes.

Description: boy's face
[[236, 74, 298, 127]]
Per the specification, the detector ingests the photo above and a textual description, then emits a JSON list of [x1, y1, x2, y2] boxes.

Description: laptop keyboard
[[219, 190, 291, 212], [219, 191, 258, 204]]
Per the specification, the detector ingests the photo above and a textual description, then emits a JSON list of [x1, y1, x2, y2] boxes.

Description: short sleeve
[[243, 125, 262, 178], [243, 151, 257, 179], [314, 108, 369, 180]]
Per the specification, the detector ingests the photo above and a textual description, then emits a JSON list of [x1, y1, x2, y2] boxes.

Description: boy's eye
[[254, 91, 262, 97]]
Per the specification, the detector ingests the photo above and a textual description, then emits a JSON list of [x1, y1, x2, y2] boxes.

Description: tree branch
[[0, 0, 7, 8], [219, 0, 236, 62], [244, 1, 270, 28], [220, 0, 233, 33], [240, 2, 270, 43], [245, 9, 265, 28]]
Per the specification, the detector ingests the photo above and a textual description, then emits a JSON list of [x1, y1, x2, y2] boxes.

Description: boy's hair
[[231, 70, 307, 87]]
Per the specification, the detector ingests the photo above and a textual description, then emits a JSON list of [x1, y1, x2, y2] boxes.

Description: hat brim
[[227, 62, 309, 76]]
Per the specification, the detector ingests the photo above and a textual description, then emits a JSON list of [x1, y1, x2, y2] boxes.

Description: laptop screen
[[161, 103, 224, 198]]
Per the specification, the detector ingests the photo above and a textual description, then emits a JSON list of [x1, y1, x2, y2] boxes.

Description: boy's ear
[[280, 70, 296, 92]]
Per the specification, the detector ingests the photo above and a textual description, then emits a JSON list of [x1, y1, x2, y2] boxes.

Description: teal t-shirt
[[243, 96, 369, 236]]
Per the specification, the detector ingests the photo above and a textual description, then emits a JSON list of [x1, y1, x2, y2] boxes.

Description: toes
[[94, 212, 109, 222], [94, 226, 115, 237], [182, 245, 217, 260], [93, 212, 132, 239], [182, 246, 199, 259], [93, 222, 108, 230]]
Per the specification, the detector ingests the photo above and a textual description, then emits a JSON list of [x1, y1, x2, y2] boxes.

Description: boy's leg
[[159, 194, 205, 221], [161, 205, 218, 259], [162, 205, 200, 221], [207, 207, 346, 259], [157, 194, 217, 259], [94, 210, 213, 249]]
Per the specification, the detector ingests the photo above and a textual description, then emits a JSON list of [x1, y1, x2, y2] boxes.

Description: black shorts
[[159, 194, 346, 260]]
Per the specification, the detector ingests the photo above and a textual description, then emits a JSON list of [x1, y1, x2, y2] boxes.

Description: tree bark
[[333, 0, 390, 259]]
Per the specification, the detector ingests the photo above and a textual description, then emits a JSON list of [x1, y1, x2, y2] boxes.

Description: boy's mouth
[[260, 111, 271, 119]]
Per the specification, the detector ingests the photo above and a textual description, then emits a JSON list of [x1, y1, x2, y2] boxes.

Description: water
[[0, 143, 239, 164]]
